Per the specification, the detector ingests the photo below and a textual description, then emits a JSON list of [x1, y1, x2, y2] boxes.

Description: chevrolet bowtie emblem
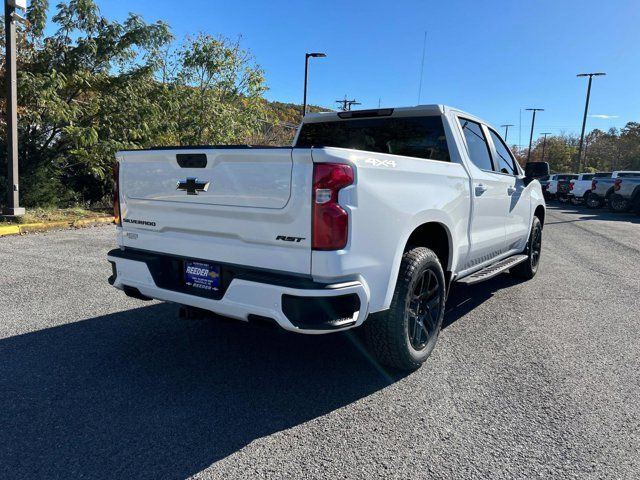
[[177, 178, 210, 195]]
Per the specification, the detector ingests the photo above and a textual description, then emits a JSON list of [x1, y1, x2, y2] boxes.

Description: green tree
[[154, 34, 268, 146], [0, 1, 273, 208], [0, 0, 172, 206]]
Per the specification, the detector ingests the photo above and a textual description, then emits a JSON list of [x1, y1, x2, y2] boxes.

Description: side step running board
[[457, 254, 528, 285]]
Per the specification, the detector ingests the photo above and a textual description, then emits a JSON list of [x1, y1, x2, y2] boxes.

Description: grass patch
[[0, 207, 111, 225]]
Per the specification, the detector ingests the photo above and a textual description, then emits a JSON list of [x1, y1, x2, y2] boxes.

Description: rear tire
[[585, 193, 602, 209], [510, 216, 542, 280], [363, 247, 446, 371], [608, 193, 630, 213]]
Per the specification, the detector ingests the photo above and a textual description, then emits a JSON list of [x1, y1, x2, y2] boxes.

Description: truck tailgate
[[117, 148, 313, 275]]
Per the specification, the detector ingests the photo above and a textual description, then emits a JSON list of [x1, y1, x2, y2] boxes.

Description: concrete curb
[[0, 216, 114, 237]]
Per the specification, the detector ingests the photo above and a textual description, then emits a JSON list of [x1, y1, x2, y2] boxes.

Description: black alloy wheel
[[406, 268, 441, 351]]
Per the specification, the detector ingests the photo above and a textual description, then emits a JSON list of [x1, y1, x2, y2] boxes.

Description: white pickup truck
[[108, 105, 548, 370], [568, 172, 611, 205], [586, 170, 640, 209]]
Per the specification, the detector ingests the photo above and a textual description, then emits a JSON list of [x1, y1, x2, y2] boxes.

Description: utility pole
[[302, 52, 326, 117], [501, 124, 514, 142], [518, 108, 522, 150], [3, 0, 27, 217], [526, 108, 544, 163], [540, 132, 552, 162], [335, 96, 361, 111], [576, 72, 606, 172]]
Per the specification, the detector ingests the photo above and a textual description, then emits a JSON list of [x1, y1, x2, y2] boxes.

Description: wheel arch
[[381, 214, 456, 311], [534, 204, 546, 227], [404, 222, 453, 273]]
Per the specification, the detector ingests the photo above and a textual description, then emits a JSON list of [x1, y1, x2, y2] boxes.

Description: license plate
[[184, 261, 220, 292]]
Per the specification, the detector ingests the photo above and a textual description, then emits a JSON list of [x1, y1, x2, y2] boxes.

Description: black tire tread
[[608, 193, 629, 213], [364, 247, 444, 371]]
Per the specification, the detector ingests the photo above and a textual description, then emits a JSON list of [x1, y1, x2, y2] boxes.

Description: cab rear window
[[295, 116, 450, 162]]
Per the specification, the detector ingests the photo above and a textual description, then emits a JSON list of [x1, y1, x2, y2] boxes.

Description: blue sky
[[85, 0, 638, 146]]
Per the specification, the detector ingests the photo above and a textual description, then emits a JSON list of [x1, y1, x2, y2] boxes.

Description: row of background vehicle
[[541, 171, 640, 214]]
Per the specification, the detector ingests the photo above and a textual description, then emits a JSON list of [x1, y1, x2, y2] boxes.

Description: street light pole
[[3, 0, 26, 217], [302, 52, 326, 117], [526, 108, 544, 163], [501, 124, 514, 142], [540, 132, 552, 162], [576, 72, 606, 172]]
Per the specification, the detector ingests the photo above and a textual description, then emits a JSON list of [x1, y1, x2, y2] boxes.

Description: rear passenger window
[[488, 129, 517, 175], [458, 118, 493, 171]]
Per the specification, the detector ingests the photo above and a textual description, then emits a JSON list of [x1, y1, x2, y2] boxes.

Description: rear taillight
[[569, 182, 574, 191], [614, 179, 622, 191], [312, 163, 354, 250], [591, 179, 597, 190], [113, 162, 122, 226]]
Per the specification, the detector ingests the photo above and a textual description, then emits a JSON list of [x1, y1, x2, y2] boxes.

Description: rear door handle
[[475, 184, 488, 195], [507, 186, 516, 195]]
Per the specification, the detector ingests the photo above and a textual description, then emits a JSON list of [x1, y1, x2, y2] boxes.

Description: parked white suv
[[108, 105, 547, 370]]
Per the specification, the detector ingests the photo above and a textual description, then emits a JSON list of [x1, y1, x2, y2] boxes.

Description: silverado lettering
[[123, 218, 156, 226]]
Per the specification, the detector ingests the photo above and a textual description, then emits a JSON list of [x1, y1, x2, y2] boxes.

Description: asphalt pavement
[[0, 204, 638, 479]]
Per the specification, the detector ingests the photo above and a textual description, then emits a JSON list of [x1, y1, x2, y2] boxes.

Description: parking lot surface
[[1, 205, 639, 479]]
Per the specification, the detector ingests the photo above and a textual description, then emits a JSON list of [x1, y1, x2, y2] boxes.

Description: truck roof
[[302, 105, 487, 125]]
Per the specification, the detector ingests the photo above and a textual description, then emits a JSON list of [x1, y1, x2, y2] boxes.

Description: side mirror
[[525, 162, 550, 179]]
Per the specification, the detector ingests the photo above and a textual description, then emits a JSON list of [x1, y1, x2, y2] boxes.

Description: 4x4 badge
[[177, 178, 210, 195]]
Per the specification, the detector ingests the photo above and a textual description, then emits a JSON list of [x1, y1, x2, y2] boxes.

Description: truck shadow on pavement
[[443, 274, 521, 329], [0, 273, 517, 479], [0, 303, 406, 479]]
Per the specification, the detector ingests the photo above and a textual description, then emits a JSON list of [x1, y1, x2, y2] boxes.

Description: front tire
[[511, 216, 542, 280], [363, 247, 446, 371]]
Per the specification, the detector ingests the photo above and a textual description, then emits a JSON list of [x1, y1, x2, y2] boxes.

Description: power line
[[335, 96, 361, 111], [417, 31, 427, 103]]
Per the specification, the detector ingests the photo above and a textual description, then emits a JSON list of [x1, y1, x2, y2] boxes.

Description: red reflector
[[312, 163, 354, 250], [113, 162, 122, 226]]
